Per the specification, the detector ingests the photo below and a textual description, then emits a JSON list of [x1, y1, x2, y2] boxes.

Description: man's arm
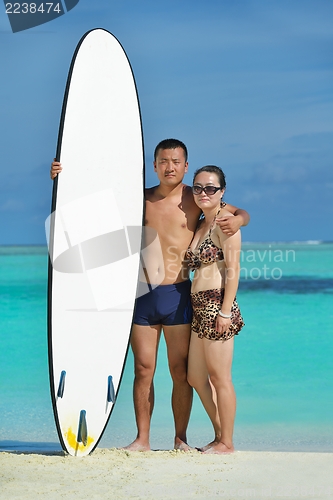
[[50, 159, 62, 179], [216, 203, 250, 236]]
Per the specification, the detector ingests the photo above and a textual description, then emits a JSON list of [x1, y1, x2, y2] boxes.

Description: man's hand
[[50, 159, 62, 180], [216, 215, 242, 236]]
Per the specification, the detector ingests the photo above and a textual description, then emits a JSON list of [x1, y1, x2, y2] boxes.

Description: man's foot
[[121, 439, 150, 452], [203, 441, 234, 454], [174, 437, 195, 452]]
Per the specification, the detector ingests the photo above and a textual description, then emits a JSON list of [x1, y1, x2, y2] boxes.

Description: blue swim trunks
[[133, 280, 193, 326]]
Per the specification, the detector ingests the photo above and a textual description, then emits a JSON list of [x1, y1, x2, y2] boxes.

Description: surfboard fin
[[77, 410, 88, 446], [107, 375, 115, 403], [57, 370, 66, 398]]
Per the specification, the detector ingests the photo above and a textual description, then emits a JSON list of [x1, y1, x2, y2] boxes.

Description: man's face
[[154, 147, 188, 186]]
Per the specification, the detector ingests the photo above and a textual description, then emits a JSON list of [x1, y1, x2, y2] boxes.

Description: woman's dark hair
[[193, 165, 226, 189]]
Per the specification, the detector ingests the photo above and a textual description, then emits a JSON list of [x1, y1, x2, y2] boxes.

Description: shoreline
[[1, 241, 333, 249], [2, 441, 333, 454], [1, 448, 332, 499], [3, 421, 333, 454]]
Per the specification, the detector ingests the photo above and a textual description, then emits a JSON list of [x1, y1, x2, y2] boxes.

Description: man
[[50, 138, 250, 451]]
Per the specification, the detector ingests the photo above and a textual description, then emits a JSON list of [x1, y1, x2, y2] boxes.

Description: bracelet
[[218, 310, 231, 319]]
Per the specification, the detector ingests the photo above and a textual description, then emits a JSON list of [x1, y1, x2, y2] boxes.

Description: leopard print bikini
[[186, 205, 244, 341], [186, 206, 225, 271], [191, 288, 244, 341]]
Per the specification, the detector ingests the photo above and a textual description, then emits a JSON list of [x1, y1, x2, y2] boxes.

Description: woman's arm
[[215, 228, 241, 334]]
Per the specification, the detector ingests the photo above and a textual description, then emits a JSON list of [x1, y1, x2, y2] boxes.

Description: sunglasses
[[192, 185, 222, 196]]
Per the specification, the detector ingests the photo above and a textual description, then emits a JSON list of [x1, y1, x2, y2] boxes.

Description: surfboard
[[46, 28, 144, 457]]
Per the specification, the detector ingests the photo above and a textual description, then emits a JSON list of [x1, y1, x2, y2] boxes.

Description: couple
[[50, 138, 249, 454]]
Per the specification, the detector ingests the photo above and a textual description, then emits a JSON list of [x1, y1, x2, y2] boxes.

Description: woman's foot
[[198, 439, 219, 452], [203, 441, 234, 454]]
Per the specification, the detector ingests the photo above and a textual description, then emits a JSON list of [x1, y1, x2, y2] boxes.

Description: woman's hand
[[215, 314, 231, 337]]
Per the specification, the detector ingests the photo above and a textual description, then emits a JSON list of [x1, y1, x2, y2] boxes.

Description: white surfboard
[[46, 29, 144, 457]]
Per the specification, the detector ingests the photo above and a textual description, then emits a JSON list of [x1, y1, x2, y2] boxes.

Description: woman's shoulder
[[213, 205, 240, 243], [219, 209, 234, 218], [217, 203, 234, 219]]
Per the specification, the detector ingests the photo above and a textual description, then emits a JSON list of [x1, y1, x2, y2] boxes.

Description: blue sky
[[0, 0, 332, 243]]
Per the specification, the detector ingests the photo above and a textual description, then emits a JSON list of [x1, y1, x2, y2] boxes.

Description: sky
[[0, 0, 332, 244]]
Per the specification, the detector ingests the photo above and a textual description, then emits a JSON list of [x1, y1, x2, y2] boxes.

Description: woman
[[186, 165, 244, 454]]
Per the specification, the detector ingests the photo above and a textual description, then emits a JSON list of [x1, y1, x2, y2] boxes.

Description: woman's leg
[[187, 331, 221, 446], [203, 337, 235, 453]]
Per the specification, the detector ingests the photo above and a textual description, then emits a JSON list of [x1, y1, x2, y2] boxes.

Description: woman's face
[[192, 171, 224, 210]]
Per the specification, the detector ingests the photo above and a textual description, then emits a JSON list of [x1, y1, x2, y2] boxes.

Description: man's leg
[[123, 323, 162, 451], [163, 324, 193, 450]]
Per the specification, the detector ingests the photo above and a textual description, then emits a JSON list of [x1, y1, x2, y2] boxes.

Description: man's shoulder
[[145, 183, 192, 202], [179, 184, 197, 207], [181, 184, 201, 219], [181, 184, 197, 204], [145, 186, 158, 193], [181, 184, 195, 201], [145, 185, 157, 200], [182, 183, 192, 194]]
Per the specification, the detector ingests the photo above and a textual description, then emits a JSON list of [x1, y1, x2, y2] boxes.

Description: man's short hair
[[154, 139, 188, 162]]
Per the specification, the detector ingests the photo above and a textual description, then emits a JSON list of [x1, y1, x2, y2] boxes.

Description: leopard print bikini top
[[186, 205, 225, 270], [186, 236, 224, 270]]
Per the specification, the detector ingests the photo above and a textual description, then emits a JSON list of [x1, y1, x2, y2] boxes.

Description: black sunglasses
[[192, 185, 222, 196]]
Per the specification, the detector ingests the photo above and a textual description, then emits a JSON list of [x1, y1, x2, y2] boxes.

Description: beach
[[1, 448, 332, 499], [1, 244, 333, 499]]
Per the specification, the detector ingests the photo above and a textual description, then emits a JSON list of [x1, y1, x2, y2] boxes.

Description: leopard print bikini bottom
[[191, 288, 244, 341]]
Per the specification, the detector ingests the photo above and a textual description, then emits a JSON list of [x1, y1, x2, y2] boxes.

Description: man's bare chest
[[146, 202, 180, 223], [145, 200, 198, 233]]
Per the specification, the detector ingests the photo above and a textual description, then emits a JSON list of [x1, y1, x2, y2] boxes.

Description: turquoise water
[[0, 243, 332, 452]]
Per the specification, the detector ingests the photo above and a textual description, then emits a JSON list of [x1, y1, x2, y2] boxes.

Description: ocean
[[0, 242, 332, 453]]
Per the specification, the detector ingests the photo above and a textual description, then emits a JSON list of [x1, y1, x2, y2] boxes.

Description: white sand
[[1, 448, 332, 499]]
